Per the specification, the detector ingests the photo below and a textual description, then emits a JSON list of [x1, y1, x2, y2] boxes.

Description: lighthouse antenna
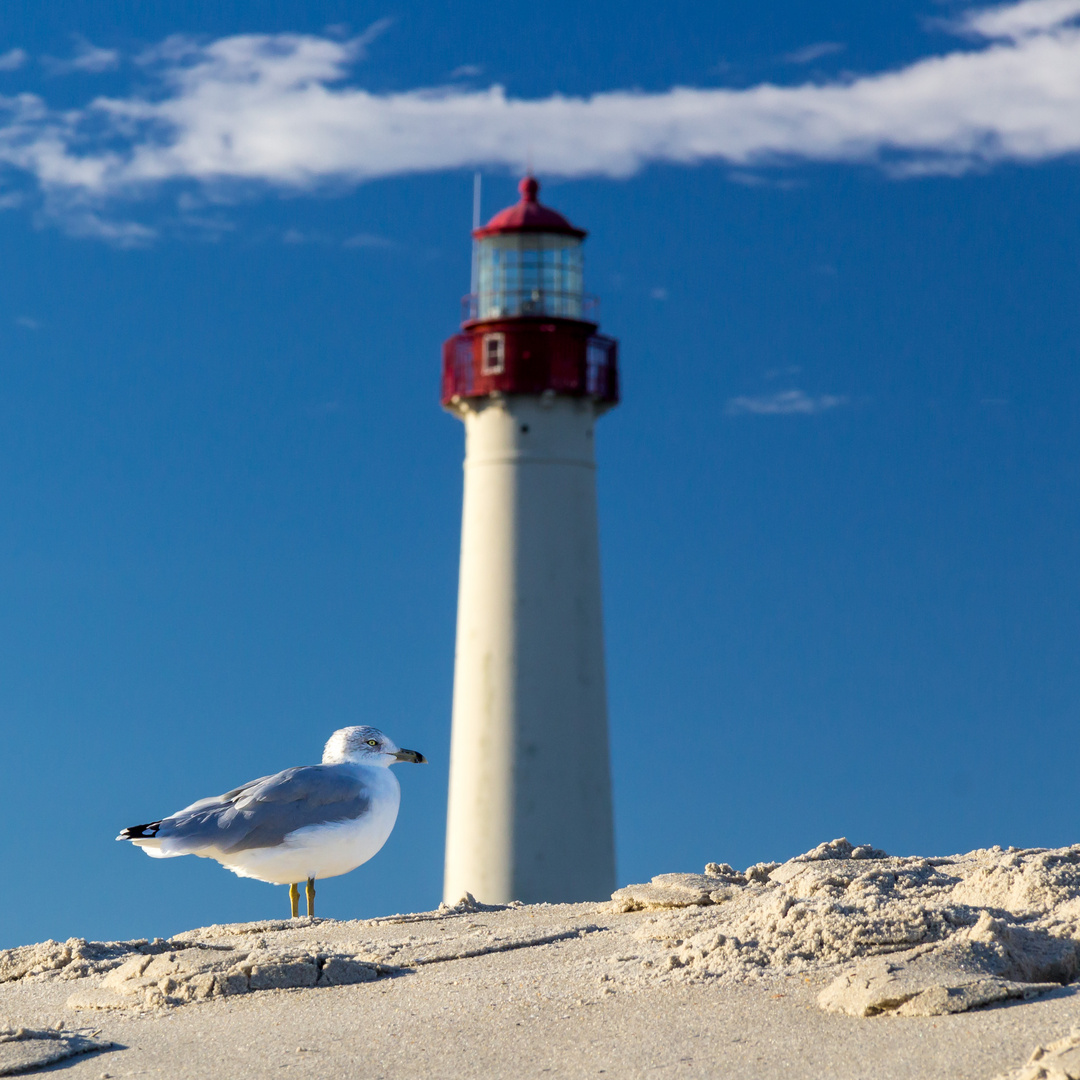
[[470, 171, 482, 298]]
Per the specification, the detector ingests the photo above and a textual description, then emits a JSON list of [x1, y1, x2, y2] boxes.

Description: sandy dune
[[3, 839, 1080, 1078]]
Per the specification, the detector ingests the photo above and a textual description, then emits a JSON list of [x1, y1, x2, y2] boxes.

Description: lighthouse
[[441, 177, 619, 905]]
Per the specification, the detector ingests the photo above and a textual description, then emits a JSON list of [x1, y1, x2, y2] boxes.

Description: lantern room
[[471, 176, 587, 322], [443, 177, 619, 408]]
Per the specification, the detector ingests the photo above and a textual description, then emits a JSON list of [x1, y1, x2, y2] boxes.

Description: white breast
[[215, 765, 402, 885]]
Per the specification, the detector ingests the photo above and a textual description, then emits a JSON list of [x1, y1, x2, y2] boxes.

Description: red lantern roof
[[472, 176, 587, 240]]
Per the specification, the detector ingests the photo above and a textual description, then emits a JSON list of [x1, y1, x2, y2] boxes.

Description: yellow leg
[[306, 878, 316, 919], [289, 882, 299, 919]]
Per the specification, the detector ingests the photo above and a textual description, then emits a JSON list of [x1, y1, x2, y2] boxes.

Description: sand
[[3, 839, 1080, 1078]]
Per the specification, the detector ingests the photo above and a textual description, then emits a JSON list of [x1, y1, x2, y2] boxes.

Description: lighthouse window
[[481, 332, 505, 375], [475, 234, 584, 320]]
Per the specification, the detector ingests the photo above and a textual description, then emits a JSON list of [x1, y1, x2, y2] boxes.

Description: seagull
[[117, 726, 427, 919]]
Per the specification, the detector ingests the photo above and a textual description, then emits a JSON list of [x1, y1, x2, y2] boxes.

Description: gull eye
[[366, 739, 379, 747]]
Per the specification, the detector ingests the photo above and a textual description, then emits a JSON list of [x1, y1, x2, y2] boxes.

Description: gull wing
[[149, 765, 373, 856]]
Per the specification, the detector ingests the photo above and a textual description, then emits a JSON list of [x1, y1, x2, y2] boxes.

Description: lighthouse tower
[[441, 177, 619, 905]]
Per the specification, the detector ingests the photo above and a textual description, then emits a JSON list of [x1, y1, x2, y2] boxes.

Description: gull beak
[[394, 748, 427, 764]]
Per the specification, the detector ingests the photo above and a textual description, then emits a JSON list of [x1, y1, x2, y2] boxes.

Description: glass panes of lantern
[[476, 234, 584, 320]]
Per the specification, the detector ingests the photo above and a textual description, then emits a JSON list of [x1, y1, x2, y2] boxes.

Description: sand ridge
[[3, 838, 1080, 1078], [611, 838, 1080, 1018]]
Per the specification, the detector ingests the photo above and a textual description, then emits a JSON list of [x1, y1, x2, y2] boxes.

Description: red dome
[[473, 176, 587, 239]]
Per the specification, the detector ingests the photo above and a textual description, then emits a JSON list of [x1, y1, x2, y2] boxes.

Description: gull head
[[322, 725, 427, 767]]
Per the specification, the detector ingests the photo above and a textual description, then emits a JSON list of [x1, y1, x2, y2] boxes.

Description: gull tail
[[116, 819, 202, 859], [117, 821, 162, 841]]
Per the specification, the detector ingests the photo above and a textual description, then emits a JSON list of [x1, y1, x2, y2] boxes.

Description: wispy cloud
[[0, 48, 27, 72], [725, 389, 849, 416], [451, 64, 483, 78], [342, 232, 394, 248], [727, 170, 803, 190], [42, 37, 120, 75], [783, 41, 845, 64], [51, 209, 156, 246], [0, 2, 1078, 240], [280, 227, 394, 247]]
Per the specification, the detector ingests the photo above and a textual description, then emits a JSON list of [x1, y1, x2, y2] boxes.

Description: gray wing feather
[[155, 765, 373, 854]]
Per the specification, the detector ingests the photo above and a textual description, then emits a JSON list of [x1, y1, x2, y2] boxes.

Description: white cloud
[[958, 0, 1080, 39], [0, 48, 27, 72], [725, 389, 849, 416], [15, 315, 39, 329], [0, 2, 1077, 240], [451, 64, 483, 78], [784, 42, 845, 64], [47, 208, 156, 246], [42, 38, 120, 75]]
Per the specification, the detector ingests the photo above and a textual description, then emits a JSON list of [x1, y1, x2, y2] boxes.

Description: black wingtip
[[117, 821, 161, 841]]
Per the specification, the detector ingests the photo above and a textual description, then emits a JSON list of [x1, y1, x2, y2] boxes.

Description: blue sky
[[1, 0, 1079, 949]]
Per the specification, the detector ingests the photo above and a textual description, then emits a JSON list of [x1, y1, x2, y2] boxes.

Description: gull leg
[[306, 878, 316, 919], [289, 882, 299, 919]]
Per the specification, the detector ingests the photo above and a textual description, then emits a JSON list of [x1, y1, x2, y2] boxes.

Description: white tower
[[441, 177, 619, 904]]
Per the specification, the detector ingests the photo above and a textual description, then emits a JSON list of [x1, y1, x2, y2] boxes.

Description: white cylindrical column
[[443, 393, 616, 904]]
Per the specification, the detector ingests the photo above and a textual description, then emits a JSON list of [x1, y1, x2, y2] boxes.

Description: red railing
[[461, 292, 600, 324], [585, 335, 618, 401], [446, 334, 475, 399]]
